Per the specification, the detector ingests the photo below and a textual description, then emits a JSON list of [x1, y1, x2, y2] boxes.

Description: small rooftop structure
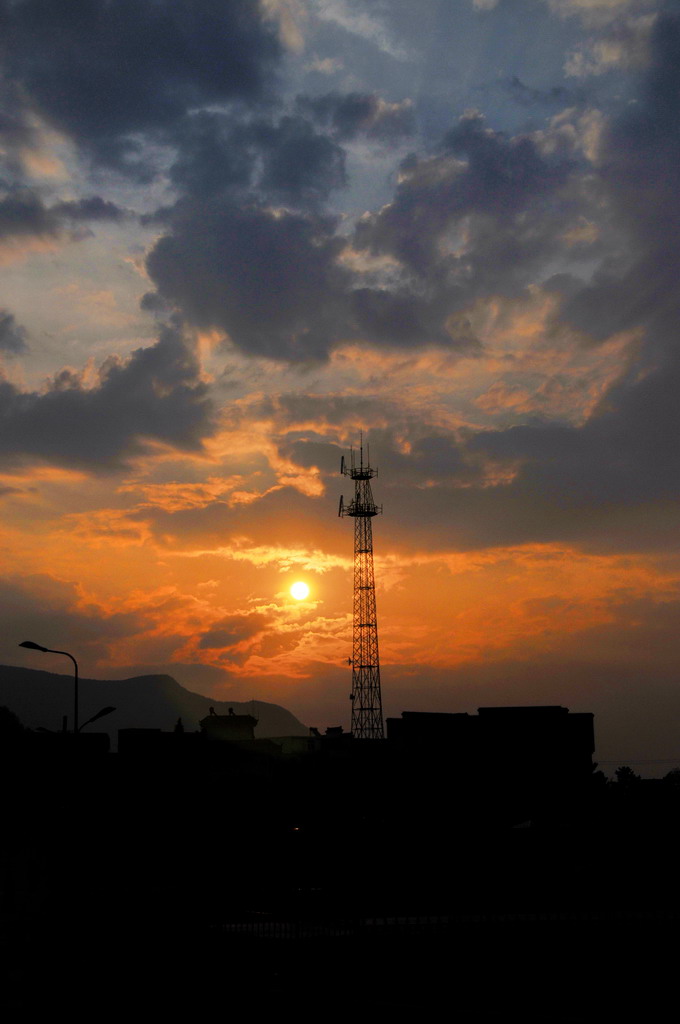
[[199, 706, 258, 743]]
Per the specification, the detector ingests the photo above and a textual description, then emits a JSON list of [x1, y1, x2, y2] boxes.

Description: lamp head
[[19, 641, 49, 652], [91, 706, 116, 723]]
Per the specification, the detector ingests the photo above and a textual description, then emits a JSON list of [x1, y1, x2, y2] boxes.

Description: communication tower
[[338, 436, 384, 739]]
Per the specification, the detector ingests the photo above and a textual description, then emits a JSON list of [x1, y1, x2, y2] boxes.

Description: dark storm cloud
[[147, 111, 531, 359], [0, 320, 214, 472], [0, 573, 141, 654], [250, 392, 380, 430], [0, 187, 128, 241], [497, 10, 680, 549], [139, 291, 170, 315], [0, 310, 27, 353], [0, 0, 281, 177], [144, 91, 467, 358], [166, 5, 680, 552], [144, 190, 482, 359], [254, 116, 347, 205], [349, 286, 466, 349], [166, 88, 416, 210], [383, 367, 680, 553], [0, 109, 33, 150], [167, 113, 256, 198], [555, 48, 680, 347], [169, 110, 347, 207], [145, 199, 350, 361], [328, 11, 680, 555], [0, 107, 39, 181], [296, 92, 415, 143], [51, 196, 128, 223], [284, 430, 484, 490], [199, 612, 271, 650], [135, 484, 342, 554], [0, 188, 61, 239], [273, 361, 680, 553], [355, 111, 574, 278]]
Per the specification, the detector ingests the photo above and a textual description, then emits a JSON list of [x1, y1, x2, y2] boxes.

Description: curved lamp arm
[[19, 641, 79, 734]]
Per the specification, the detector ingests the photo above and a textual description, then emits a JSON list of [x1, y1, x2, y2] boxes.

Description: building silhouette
[[387, 705, 594, 780]]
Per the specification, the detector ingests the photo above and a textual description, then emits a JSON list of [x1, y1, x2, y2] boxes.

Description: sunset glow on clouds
[[2, 0, 680, 765]]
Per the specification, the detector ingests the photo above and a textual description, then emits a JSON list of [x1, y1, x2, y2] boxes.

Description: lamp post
[[19, 641, 80, 734]]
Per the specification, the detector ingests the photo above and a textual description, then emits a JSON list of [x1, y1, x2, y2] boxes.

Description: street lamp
[[78, 706, 116, 732], [19, 641, 80, 734]]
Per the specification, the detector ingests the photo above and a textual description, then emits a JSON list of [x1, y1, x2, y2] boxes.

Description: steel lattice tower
[[339, 438, 384, 739]]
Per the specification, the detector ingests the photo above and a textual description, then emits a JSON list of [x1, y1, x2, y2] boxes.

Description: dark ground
[[2, 740, 678, 1020]]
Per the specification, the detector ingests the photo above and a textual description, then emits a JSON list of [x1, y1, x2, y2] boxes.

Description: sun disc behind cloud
[[290, 581, 310, 600]]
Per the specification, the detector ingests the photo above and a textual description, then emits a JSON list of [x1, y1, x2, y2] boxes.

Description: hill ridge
[[0, 663, 309, 740]]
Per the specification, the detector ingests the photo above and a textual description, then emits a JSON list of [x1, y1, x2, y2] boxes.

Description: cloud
[[101, 24, 424, 357], [355, 111, 576, 278], [564, 10, 655, 76], [0, 187, 128, 253], [0, 572, 142, 667], [0, 188, 63, 240], [546, 0, 654, 29], [119, 476, 246, 513], [145, 199, 350, 361], [312, 0, 412, 60], [51, 196, 129, 223], [296, 92, 415, 143], [0, 107, 43, 182], [261, 0, 306, 52], [502, 75, 586, 109], [144, 191, 481, 359], [285, 12, 680, 555], [265, 371, 680, 554], [0, 319, 214, 472], [0, 0, 282, 177], [120, 481, 341, 555], [149, 107, 579, 361], [199, 611, 272, 649], [0, 309, 27, 353], [177, 540, 350, 574], [168, 110, 347, 207], [553, 12, 680, 353]]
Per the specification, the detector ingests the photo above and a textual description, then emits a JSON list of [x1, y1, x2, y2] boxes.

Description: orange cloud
[[61, 508, 154, 548], [172, 541, 350, 573], [0, 235, 64, 265], [119, 475, 245, 511]]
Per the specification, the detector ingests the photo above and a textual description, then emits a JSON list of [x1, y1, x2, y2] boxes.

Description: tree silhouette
[[0, 705, 24, 737], [615, 765, 642, 786], [0, 705, 26, 755]]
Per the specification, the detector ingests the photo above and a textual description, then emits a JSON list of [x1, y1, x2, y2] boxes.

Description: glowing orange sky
[[2, 1, 680, 772]]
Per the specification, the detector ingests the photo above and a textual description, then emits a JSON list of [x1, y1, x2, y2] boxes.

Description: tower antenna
[[339, 435, 384, 739]]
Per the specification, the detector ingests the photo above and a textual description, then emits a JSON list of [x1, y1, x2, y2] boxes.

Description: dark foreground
[[2, 742, 678, 1020]]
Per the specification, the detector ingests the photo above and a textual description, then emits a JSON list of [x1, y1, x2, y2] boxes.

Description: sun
[[290, 581, 310, 600]]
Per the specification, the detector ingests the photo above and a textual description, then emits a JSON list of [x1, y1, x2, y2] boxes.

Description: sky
[[1, 0, 680, 770]]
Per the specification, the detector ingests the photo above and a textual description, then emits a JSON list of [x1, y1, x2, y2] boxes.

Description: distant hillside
[[0, 664, 308, 742]]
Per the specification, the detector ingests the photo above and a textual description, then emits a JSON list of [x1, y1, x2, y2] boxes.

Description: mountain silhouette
[[0, 663, 308, 741]]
